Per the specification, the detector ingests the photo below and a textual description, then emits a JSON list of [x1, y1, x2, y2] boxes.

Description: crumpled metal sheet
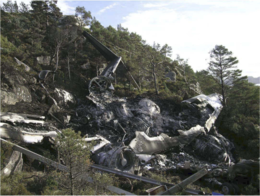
[[83, 91, 233, 165], [0, 123, 57, 144], [0, 112, 45, 125], [129, 125, 205, 154], [184, 133, 234, 164], [182, 93, 223, 132]]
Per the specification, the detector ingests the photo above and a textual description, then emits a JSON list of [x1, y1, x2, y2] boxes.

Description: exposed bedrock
[[1, 72, 32, 106]]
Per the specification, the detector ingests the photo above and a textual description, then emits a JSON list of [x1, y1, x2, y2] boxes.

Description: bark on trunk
[[70, 162, 74, 195], [53, 43, 60, 83], [220, 67, 226, 106]]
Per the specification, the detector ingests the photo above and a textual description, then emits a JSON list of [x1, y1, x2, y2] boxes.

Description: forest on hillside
[[1, 1, 259, 195]]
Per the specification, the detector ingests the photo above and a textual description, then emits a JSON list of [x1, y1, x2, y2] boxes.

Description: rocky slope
[[1, 46, 259, 196]]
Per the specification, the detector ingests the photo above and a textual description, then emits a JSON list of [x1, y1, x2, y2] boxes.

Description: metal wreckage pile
[[1, 32, 259, 195]]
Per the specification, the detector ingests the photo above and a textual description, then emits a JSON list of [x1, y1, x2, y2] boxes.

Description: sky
[[3, 0, 260, 77]]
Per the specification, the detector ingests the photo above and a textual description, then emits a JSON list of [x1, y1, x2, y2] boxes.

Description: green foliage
[[1, 1, 19, 13], [164, 55, 201, 98], [1, 173, 31, 195], [1, 1, 202, 98], [41, 173, 61, 195], [50, 128, 118, 195], [196, 70, 219, 94], [41, 185, 61, 195], [203, 45, 260, 160], [0, 141, 14, 170], [148, 170, 169, 183], [54, 128, 92, 195], [91, 172, 118, 195], [2, 183, 32, 195], [216, 79, 259, 159], [241, 184, 259, 195], [1, 35, 18, 55], [56, 128, 92, 165], [208, 45, 240, 106], [75, 6, 92, 28], [1, 3, 259, 193]]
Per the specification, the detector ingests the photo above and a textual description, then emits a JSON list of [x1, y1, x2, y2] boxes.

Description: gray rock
[[1, 84, 32, 105], [14, 57, 31, 72], [37, 56, 51, 66], [1, 69, 32, 106], [165, 71, 176, 82]]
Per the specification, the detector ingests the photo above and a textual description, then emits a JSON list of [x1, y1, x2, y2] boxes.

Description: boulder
[[1, 67, 32, 106]]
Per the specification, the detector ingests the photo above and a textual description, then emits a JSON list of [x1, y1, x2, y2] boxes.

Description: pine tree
[[208, 45, 240, 106], [140, 43, 172, 94], [55, 128, 92, 195], [75, 6, 92, 29]]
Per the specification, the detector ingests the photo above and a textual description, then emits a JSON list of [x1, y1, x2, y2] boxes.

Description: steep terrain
[[1, 1, 259, 194], [1, 55, 259, 195]]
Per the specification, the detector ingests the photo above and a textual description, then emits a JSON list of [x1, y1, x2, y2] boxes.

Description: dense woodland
[[1, 1, 259, 195]]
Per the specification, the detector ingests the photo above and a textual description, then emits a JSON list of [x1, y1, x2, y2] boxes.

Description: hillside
[[1, 1, 259, 195]]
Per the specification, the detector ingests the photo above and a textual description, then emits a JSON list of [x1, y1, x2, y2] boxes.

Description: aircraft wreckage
[[1, 31, 259, 195]]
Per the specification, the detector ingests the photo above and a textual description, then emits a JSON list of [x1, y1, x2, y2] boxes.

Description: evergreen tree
[[1, 0, 19, 13], [216, 79, 259, 158], [141, 43, 172, 94], [208, 45, 241, 106], [196, 70, 219, 95], [75, 6, 92, 29], [54, 128, 117, 195], [55, 128, 92, 195], [165, 55, 199, 98]]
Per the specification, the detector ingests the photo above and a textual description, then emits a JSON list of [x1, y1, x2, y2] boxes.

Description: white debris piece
[[182, 93, 222, 112], [136, 154, 155, 163], [0, 112, 45, 125], [178, 125, 206, 136], [144, 164, 153, 170], [86, 135, 111, 153], [54, 88, 76, 107], [0, 123, 57, 144]]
